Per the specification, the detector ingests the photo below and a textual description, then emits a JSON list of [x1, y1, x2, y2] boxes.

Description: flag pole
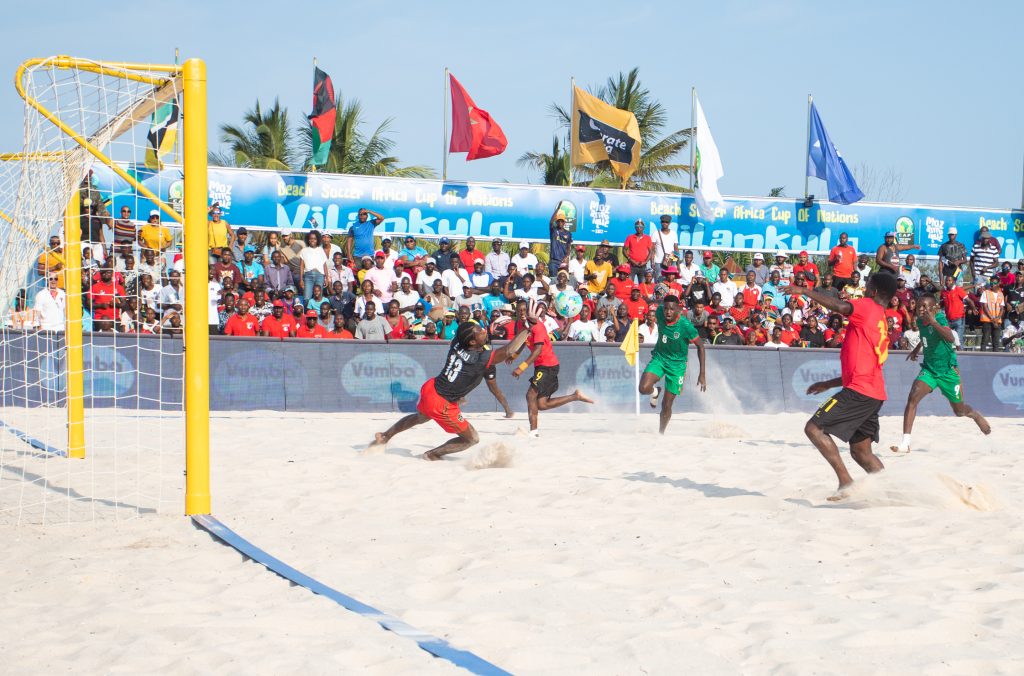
[[1020, 151, 1023, 209], [569, 77, 575, 188], [443, 67, 449, 182], [173, 47, 181, 165], [634, 357, 640, 416], [689, 87, 696, 192], [803, 94, 812, 199], [310, 56, 319, 173]]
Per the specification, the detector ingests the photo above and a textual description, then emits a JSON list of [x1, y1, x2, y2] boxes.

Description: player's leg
[[536, 390, 592, 411], [804, 419, 855, 491], [891, 378, 933, 454], [485, 377, 514, 418], [849, 433, 884, 475], [658, 391, 677, 434], [526, 385, 540, 432], [943, 373, 992, 435], [640, 357, 665, 408], [950, 401, 992, 434], [371, 412, 430, 448], [533, 366, 592, 413], [423, 424, 480, 460]]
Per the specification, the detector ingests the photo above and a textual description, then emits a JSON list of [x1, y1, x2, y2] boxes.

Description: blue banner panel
[[93, 164, 1024, 258]]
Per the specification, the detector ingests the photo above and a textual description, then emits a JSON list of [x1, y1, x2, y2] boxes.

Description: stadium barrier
[[2, 332, 1022, 417]]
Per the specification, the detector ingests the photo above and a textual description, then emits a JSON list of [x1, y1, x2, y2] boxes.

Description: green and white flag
[[693, 94, 724, 221]]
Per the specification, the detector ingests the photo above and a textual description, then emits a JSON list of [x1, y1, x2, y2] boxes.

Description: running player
[[637, 295, 707, 434], [369, 322, 530, 460], [890, 295, 990, 454], [509, 310, 593, 436], [792, 273, 898, 499]]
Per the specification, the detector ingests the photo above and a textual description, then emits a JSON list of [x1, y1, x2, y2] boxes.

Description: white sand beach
[[3, 410, 1024, 674]]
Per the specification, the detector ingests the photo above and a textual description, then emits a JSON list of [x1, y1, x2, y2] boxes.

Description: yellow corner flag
[[571, 86, 641, 183], [620, 318, 640, 366]]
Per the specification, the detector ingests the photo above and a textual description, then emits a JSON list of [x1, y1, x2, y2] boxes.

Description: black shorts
[[485, 365, 497, 381], [811, 387, 883, 444], [530, 365, 560, 399], [832, 276, 852, 290]]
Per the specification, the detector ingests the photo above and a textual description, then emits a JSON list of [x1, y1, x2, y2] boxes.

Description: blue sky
[[1, 0, 1021, 209]]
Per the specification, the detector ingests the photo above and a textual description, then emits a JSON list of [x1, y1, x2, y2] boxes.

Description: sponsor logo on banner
[[894, 216, 915, 247], [212, 347, 307, 408], [925, 216, 945, 248], [576, 354, 637, 404], [340, 352, 425, 405], [168, 180, 184, 214], [791, 359, 842, 402], [578, 111, 637, 165], [992, 364, 1024, 410], [85, 345, 136, 397]]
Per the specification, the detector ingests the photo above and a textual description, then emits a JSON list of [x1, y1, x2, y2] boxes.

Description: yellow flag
[[620, 318, 640, 366], [571, 86, 642, 183]]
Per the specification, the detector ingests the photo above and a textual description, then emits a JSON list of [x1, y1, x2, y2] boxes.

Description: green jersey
[[654, 307, 699, 364], [920, 310, 958, 373]]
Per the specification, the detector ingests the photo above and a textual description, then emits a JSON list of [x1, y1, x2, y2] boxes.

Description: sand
[[3, 409, 1024, 674]]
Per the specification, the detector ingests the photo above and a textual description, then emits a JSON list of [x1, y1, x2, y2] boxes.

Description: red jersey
[[794, 262, 820, 279], [326, 329, 354, 339], [526, 322, 558, 367], [614, 281, 636, 301], [260, 315, 289, 339], [638, 282, 656, 299], [840, 298, 888, 400], [386, 315, 409, 339], [296, 324, 327, 338], [280, 314, 299, 336], [885, 307, 904, 333], [459, 249, 485, 270], [223, 313, 258, 336], [824, 328, 846, 346], [740, 284, 762, 307], [829, 245, 856, 278], [623, 233, 654, 265], [779, 327, 800, 345], [623, 297, 648, 321], [729, 305, 752, 323], [665, 281, 684, 298], [89, 281, 123, 320], [941, 286, 968, 321]]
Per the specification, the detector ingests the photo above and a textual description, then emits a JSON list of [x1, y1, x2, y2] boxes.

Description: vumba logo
[[576, 354, 637, 404], [85, 346, 136, 398], [212, 347, 308, 407], [791, 359, 842, 402], [992, 364, 1024, 410], [341, 352, 425, 404]]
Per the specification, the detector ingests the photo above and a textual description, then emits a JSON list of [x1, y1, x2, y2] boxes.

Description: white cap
[[518, 241, 529, 249], [753, 253, 764, 260], [149, 209, 160, 217], [425, 256, 437, 264], [948, 227, 957, 234]]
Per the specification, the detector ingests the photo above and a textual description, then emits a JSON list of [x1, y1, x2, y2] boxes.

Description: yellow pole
[[64, 192, 85, 459], [182, 58, 210, 515]]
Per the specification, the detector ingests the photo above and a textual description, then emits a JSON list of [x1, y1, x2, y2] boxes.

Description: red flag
[[448, 73, 507, 160]]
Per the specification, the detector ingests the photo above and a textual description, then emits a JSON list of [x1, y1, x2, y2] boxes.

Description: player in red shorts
[[789, 272, 898, 500], [369, 321, 530, 460]]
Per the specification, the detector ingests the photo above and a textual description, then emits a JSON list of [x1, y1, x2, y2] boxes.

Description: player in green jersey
[[637, 295, 707, 434], [890, 295, 991, 454]]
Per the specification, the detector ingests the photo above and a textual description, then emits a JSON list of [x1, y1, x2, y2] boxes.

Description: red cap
[[616, 264, 631, 274], [394, 259, 405, 268], [272, 300, 284, 308], [703, 251, 713, 259], [305, 310, 318, 317], [799, 250, 808, 256], [575, 244, 586, 252], [374, 250, 386, 258]]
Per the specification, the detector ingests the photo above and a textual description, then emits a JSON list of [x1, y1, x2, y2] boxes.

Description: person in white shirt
[[484, 239, 511, 279], [764, 326, 789, 348], [856, 254, 872, 288], [567, 245, 588, 287], [138, 272, 163, 315], [711, 269, 738, 308], [34, 274, 66, 331], [441, 255, 470, 297], [207, 268, 222, 328], [566, 305, 599, 341], [651, 215, 679, 274], [355, 279, 386, 317], [159, 270, 185, 317], [392, 276, 421, 314], [327, 252, 356, 291], [637, 308, 659, 344], [677, 249, 698, 286], [769, 253, 794, 287], [898, 254, 921, 289], [322, 232, 343, 260], [378, 238, 400, 267], [415, 257, 442, 297], [364, 251, 399, 303], [468, 260, 493, 289], [512, 241, 539, 273]]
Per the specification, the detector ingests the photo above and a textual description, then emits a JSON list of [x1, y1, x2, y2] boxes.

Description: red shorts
[[417, 378, 469, 434]]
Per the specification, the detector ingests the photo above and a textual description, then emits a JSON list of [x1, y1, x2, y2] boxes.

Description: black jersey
[[433, 338, 495, 402]]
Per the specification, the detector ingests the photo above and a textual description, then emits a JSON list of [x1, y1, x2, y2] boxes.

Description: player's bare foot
[[889, 444, 911, 456], [503, 410, 515, 419], [575, 390, 594, 404], [975, 416, 991, 435], [365, 433, 388, 453], [827, 486, 852, 502], [422, 450, 443, 461]]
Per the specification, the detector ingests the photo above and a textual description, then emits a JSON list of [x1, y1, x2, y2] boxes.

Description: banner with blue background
[[95, 164, 1024, 259]]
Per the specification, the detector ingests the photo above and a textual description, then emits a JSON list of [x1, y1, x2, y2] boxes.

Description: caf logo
[[894, 216, 915, 246]]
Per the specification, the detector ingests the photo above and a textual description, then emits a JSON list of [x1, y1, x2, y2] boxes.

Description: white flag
[[693, 94, 724, 221]]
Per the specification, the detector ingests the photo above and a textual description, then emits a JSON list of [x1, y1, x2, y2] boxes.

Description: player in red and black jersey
[[789, 272, 898, 500], [369, 322, 531, 460]]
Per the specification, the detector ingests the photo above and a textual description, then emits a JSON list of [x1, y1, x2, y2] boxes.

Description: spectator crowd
[[9, 202, 1024, 353]]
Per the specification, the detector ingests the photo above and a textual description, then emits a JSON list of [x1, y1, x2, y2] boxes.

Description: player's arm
[[690, 336, 707, 392], [906, 341, 923, 361], [896, 242, 920, 252], [366, 209, 384, 225], [807, 377, 842, 395], [513, 344, 543, 378], [492, 327, 530, 364], [789, 285, 853, 316]]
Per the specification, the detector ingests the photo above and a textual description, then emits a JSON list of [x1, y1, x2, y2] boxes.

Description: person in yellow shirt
[[36, 235, 66, 289], [138, 209, 173, 254], [207, 203, 233, 256], [584, 250, 613, 295]]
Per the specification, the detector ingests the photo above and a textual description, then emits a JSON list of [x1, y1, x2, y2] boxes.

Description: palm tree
[[768, 186, 786, 197], [209, 98, 295, 170], [516, 136, 571, 186], [533, 68, 691, 191], [298, 94, 435, 177]]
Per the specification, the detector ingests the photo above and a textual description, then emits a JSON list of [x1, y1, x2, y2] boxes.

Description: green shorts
[[644, 354, 687, 396], [917, 366, 963, 404]]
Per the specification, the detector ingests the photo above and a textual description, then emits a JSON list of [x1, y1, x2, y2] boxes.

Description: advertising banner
[[92, 164, 1024, 258]]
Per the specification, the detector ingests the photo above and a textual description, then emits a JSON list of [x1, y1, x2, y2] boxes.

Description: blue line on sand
[[0, 419, 65, 456], [191, 514, 511, 676]]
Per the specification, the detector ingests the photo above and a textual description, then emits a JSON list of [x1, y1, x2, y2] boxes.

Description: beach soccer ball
[[554, 290, 583, 318]]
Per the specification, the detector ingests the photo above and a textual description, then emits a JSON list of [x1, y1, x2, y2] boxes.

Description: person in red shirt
[[793, 250, 820, 286], [792, 272, 898, 499], [829, 232, 857, 290], [637, 269, 657, 302], [612, 265, 635, 301], [777, 314, 800, 345], [326, 313, 354, 339], [89, 267, 124, 331], [509, 315, 593, 435], [740, 270, 762, 307], [260, 301, 291, 339], [728, 294, 752, 323], [824, 314, 846, 348], [623, 286, 649, 321], [940, 275, 975, 344], [661, 267, 685, 298], [623, 219, 654, 283], [458, 236, 486, 270], [222, 299, 259, 336], [384, 299, 409, 339], [296, 310, 327, 338]]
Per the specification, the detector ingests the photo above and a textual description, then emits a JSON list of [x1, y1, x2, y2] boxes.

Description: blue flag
[[806, 102, 864, 205]]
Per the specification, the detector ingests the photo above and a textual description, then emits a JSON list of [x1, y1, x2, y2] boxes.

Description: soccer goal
[[0, 56, 209, 525]]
